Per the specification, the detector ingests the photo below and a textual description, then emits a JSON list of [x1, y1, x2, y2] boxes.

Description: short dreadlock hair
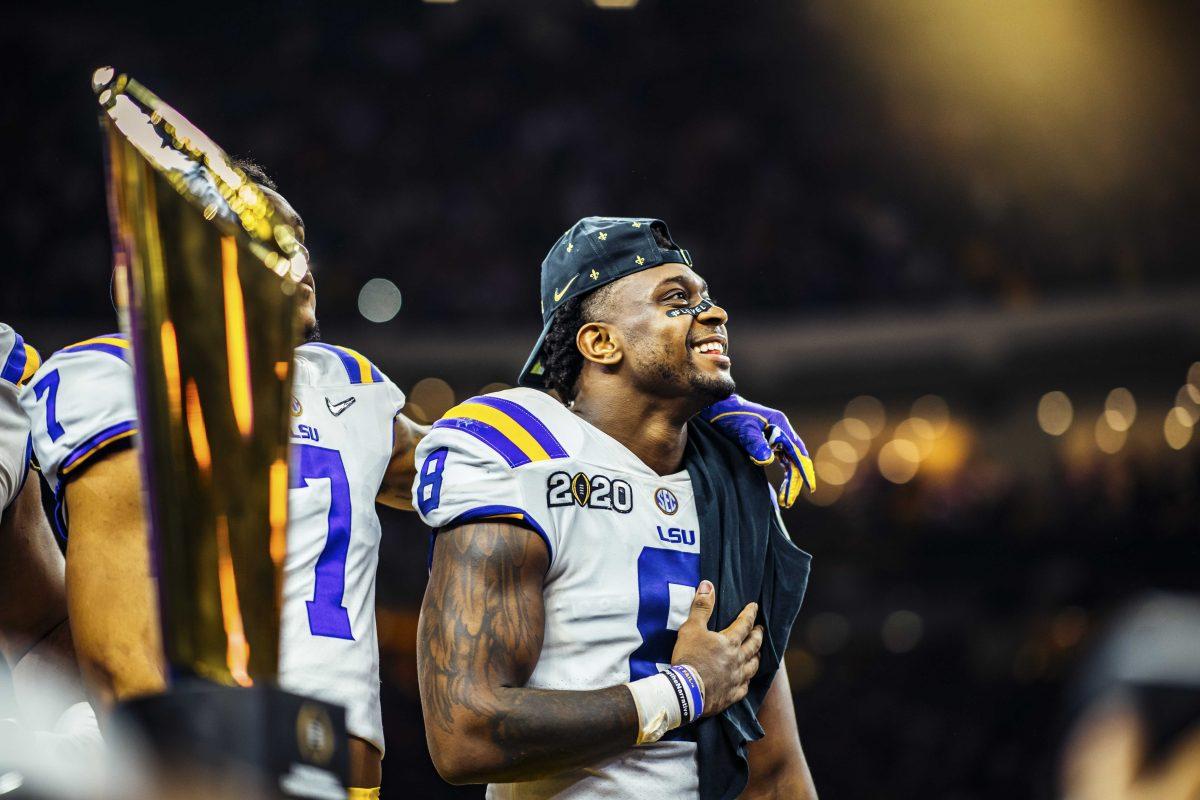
[[541, 225, 681, 404], [542, 292, 598, 404]]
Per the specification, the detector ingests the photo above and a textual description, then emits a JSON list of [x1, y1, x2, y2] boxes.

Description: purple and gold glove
[[699, 394, 816, 508]]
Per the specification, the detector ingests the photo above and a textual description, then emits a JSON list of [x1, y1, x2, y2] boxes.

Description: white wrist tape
[[625, 665, 705, 745]]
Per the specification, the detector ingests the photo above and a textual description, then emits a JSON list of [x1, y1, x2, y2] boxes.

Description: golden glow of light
[[1037, 391, 1073, 436], [268, 458, 289, 569], [1180, 383, 1200, 411], [1094, 414, 1126, 454], [879, 439, 920, 484], [815, 457, 848, 486], [1164, 407, 1194, 450], [1171, 394, 1198, 426], [160, 320, 182, 421], [895, 417, 937, 458], [1171, 388, 1200, 419], [1188, 362, 1200, 392], [921, 420, 972, 479], [410, 377, 456, 420], [184, 379, 212, 472], [1103, 387, 1136, 432], [830, 418, 872, 458], [823, 439, 860, 465], [214, 515, 253, 687], [274, 360, 290, 381], [592, 0, 639, 7], [815, 441, 855, 486], [480, 382, 510, 395], [912, 395, 950, 436], [220, 236, 254, 437], [845, 395, 886, 438], [816, 1, 1171, 199]]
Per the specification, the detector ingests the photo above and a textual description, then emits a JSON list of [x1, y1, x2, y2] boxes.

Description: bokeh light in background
[[357, 278, 403, 323], [881, 610, 923, 654], [406, 377, 455, 423], [878, 438, 920, 484], [912, 394, 949, 437], [1093, 412, 1127, 454], [845, 396, 886, 439], [1038, 391, 1074, 436], [1164, 407, 1194, 450], [1103, 387, 1136, 432]]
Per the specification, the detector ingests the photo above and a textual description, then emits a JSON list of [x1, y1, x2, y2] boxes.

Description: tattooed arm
[[418, 517, 766, 785], [417, 519, 638, 784]]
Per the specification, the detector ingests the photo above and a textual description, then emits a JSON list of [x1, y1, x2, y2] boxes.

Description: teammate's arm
[[743, 664, 818, 800], [0, 472, 87, 729], [375, 413, 429, 510], [417, 519, 764, 785], [64, 448, 165, 712]]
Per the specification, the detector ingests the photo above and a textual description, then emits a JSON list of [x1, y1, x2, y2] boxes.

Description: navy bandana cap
[[518, 216, 693, 387]]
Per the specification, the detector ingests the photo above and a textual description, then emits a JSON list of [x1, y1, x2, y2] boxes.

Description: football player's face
[[261, 186, 317, 338], [608, 263, 735, 404]]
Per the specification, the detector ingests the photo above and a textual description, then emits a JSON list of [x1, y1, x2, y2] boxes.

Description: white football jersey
[[22, 335, 404, 753], [0, 324, 40, 510], [415, 387, 705, 800]]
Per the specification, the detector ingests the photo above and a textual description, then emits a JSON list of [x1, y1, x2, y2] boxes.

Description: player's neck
[[571, 388, 691, 476]]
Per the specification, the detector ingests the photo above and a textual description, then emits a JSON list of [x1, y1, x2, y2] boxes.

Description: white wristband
[[625, 665, 705, 745]]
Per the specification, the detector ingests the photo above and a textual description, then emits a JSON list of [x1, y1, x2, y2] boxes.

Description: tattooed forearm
[[417, 520, 639, 784]]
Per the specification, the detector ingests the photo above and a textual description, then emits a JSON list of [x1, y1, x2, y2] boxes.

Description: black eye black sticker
[[666, 298, 714, 318]]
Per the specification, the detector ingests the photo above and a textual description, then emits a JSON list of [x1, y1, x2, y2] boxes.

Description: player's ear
[[576, 322, 622, 368]]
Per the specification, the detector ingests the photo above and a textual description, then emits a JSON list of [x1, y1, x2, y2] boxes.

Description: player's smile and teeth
[[690, 333, 730, 367]]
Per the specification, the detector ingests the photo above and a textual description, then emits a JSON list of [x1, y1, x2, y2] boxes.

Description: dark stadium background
[[3, 2, 1199, 797]]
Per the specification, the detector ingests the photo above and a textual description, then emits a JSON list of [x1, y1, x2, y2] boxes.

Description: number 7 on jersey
[[291, 443, 355, 640]]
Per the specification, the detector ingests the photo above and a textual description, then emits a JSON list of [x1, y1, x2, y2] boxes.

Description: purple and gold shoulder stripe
[[307, 343, 384, 385], [60, 333, 130, 361], [58, 421, 138, 480], [434, 395, 568, 468], [1, 331, 41, 386]]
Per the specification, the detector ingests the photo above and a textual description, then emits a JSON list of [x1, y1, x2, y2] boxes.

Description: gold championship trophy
[[93, 68, 347, 799]]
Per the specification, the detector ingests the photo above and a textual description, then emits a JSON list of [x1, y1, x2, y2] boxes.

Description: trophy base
[[116, 681, 348, 800]]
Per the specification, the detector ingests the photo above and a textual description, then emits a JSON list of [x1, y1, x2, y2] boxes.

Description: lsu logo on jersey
[[546, 471, 633, 513], [656, 525, 696, 546]]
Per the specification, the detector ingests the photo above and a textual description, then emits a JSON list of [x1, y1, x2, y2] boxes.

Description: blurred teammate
[[1060, 594, 1200, 800], [415, 217, 817, 798], [0, 324, 96, 746], [20, 168, 422, 797]]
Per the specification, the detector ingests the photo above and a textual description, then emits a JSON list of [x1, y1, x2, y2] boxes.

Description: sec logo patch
[[290, 396, 303, 417], [654, 487, 679, 515]]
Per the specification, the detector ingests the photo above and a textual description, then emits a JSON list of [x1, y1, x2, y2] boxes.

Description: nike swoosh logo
[[326, 396, 357, 416], [553, 274, 578, 302]]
